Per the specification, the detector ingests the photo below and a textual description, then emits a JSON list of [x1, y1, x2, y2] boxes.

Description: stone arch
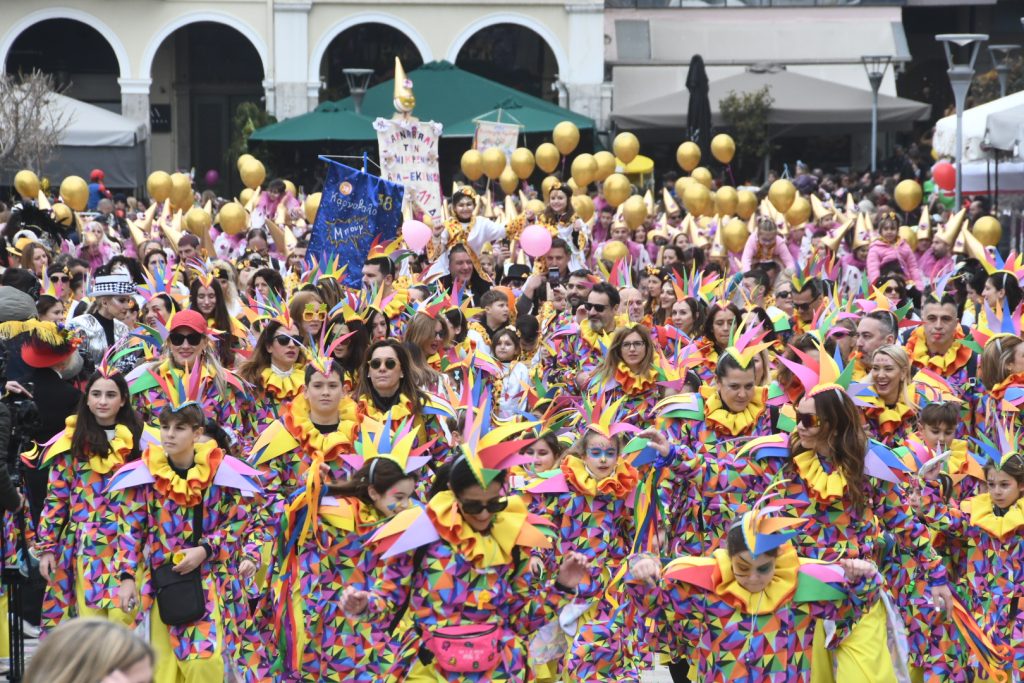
[[140, 10, 269, 81], [0, 8, 131, 80]]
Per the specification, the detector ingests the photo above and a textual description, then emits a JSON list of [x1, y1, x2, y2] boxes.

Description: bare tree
[[0, 70, 71, 173]]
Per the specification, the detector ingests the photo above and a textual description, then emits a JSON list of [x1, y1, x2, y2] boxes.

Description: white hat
[[88, 273, 136, 298]]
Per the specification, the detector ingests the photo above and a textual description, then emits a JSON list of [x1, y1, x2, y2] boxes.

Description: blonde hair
[[980, 335, 1023, 389], [25, 618, 153, 683], [870, 344, 911, 403]]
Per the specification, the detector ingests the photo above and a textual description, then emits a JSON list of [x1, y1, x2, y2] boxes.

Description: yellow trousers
[[811, 600, 897, 683], [0, 593, 7, 659], [150, 598, 225, 683], [74, 558, 134, 627]]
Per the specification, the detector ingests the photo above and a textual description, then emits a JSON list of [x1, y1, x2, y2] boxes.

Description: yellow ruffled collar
[[579, 319, 615, 352], [320, 496, 385, 533], [990, 371, 1024, 400], [702, 385, 767, 437], [712, 545, 799, 614], [43, 416, 134, 474], [261, 365, 306, 401], [793, 450, 847, 503], [561, 455, 638, 499], [907, 326, 972, 374], [427, 490, 534, 568], [144, 440, 222, 507], [613, 361, 660, 396], [965, 494, 1024, 539], [283, 395, 351, 462], [863, 395, 915, 437]]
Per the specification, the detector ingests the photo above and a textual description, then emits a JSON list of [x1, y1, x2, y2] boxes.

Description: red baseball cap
[[167, 310, 208, 335]]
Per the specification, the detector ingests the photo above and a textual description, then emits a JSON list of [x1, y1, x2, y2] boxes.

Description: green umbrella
[[249, 104, 375, 142]]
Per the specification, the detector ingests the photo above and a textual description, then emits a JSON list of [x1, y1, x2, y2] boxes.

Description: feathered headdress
[[777, 341, 854, 397], [342, 414, 432, 475], [146, 359, 209, 415], [578, 394, 639, 441], [970, 419, 1024, 473], [720, 320, 773, 370], [454, 392, 539, 487], [734, 481, 809, 557]]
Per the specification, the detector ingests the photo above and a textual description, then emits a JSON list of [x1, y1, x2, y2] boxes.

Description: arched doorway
[[455, 24, 558, 103], [4, 19, 120, 110], [318, 23, 423, 102], [147, 22, 265, 194]]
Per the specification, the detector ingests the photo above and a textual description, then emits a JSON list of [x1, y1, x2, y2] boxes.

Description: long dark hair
[[70, 373, 143, 463], [356, 339, 425, 414], [787, 389, 867, 511], [328, 458, 413, 506], [701, 301, 742, 352], [328, 316, 370, 377], [238, 319, 303, 387], [189, 277, 235, 367], [429, 456, 509, 499]]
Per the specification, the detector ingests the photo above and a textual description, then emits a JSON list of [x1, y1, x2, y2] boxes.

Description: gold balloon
[[237, 154, 255, 173], [572, 194, 595, 222], [736, 190, 758, 220], [602, 240, 628, 262], [894, 180, 923, 212], [239, 158, 266, 190], [722, 218, 750, 253], [710, 134, 736, 165], [510, 148, 535, 180], [571, 153, 598, 188], [239, 188, 255, 207], [526, 198, 546, 215], [52, 203, 73, 226], [147, 171, 172, 203], [552, 121, 580, 156], [217, 202, 248, 235], [184, 207, 212, 236], [481, 148, 506, 181], [676, 142, 701, 173], [461, 150, 484, 181], [716, 186, 738, 216], [613, 132, 640, 165], [674, 176, 694, 201], [691, 167, 713, 189], [593, 151, 616, 182], [682, 183, 712, 217], [899, 225, 917, 251], [542, 175, 561, 202], [973, 215, 1002, 247], [785, 195, 811, 226], [499, 165, 519, 195], [304, 192, 322, 223], [170, 172, 193, 210], [283, 179, 297, 197], [59, 175, 88, 212], [768, 179, 797, 214], [603, 173, 631, 208], [536, 143, 560, 174], [14, 170, 40, 199], [622, 195, 648, 230]]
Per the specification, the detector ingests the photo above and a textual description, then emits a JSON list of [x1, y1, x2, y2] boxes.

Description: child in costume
[[113, 364, 261, 683], [628, 488, 881, 682], [490, 327, 530, 422], [340, 399, 589, 683], [866, 211, 923, 286]]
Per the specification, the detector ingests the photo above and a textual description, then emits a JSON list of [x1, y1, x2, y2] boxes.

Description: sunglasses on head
[[49, 274, 69, 283], [584, 302, 607, 313], [795, 411, 820, 429], [274, 334, 300, 347], [458, 497, 509, 515], [169, 331, 203, 346], [369, 357, 398, 370]]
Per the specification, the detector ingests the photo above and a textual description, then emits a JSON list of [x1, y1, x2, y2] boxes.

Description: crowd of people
[[0, 160, 1019, 683]]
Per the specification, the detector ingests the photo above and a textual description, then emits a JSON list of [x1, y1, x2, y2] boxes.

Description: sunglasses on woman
[[169, 332, 203, 346], [303, 303, 327, 322], [458, 497, 509, 515], [49, 274, 69, 283], [795, 411, 820, 429], [368, 357, 398, 370], [274, 334, 300, 347]]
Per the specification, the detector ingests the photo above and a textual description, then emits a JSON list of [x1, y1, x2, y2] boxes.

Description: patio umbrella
[[686, 54, 713, 161]]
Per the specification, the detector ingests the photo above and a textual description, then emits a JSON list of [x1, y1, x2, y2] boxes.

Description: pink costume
[[740, 234, 796, 271], [866, 239, 923, 286]]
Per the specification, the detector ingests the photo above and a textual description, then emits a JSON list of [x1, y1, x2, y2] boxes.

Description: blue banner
[[306, 156, 405, 289]]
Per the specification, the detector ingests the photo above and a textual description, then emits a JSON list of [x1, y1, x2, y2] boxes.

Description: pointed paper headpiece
[[393, 57, 415, 113], [455, 392, 539, 487], [777, 341, 854, 397], [721, 320, 773, 370], [736, 480, 808, 557]]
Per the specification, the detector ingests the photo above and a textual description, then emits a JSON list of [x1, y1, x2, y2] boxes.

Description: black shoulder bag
[[151, 502, 207, 626]]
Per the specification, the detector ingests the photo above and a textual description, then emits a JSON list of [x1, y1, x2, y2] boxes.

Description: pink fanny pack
[[424, 623, 502, 674]]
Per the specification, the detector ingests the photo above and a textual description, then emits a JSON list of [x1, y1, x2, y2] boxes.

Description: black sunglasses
[[795, 411, 820, 429], [274, 334, 300, 347], [49, 274, 69, 283], [369, 357, 398, 370], [169, 332, 203, 346], [793, 301, 815, 311], [584, 302, 607, 313], [458, 497, 509, 515]]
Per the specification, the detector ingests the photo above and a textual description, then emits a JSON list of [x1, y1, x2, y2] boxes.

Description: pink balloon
[[204, 169, 220, 187], [520, 224, 552, 258], [402, 220, 432, 251]]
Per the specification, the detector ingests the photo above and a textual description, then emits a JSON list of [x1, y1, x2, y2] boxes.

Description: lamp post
[[342, 68, 375, 114], [988, 45, 1019, 98], [936, 34, 988, 210], [861, 55, 891, 174]]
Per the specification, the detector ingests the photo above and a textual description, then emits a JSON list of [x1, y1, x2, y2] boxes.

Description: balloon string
[[727, 164, 736, 187]]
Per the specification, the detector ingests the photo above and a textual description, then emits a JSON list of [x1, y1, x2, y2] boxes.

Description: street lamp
[[861, 55, 891, 174], [342, 68, 375, 114], [936, 33, 988, 210], [988, 45, 1019, 98]]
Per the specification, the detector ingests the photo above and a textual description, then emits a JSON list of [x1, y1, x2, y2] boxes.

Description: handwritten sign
[[474, 120, 520, 161], [374, 118, 443, 221], [306, 156, 404, 289]]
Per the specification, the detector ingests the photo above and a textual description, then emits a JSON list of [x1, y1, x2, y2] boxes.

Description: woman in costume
[[975, 307, 1024, 438], [237, 308, 307, 434], [861, 344, 915, 447], [587, 324, 668, 428], [529, 182, 588, 271], [188, 270, 239, 369], [67, 273, 135, 368], [340, 404, 589, 683], [695, 301, 741, 382]]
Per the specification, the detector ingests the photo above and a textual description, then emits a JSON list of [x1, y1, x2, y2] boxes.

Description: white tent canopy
[[933, 90, 1024, 162], [49, 92, 147, 147]]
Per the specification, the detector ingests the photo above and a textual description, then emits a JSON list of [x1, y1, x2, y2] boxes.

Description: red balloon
[[932, 162, 956, 191]]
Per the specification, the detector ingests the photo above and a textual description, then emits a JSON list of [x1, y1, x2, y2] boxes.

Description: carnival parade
[[2, 3, 1024, 679]]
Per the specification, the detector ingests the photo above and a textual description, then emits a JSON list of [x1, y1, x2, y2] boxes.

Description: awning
[[933, 90, 1024, 162], [48, 91, 147, 146], [611, 66, 930, 135], [444, 98, 591, 137], [249, 105, 374, 142]]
